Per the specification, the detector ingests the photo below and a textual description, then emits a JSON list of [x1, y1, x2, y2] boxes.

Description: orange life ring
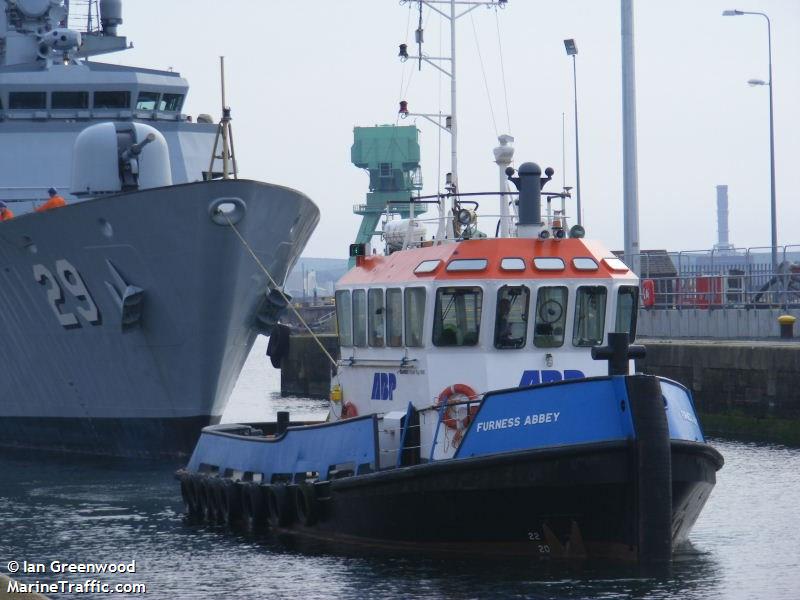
[[341, 401, 359, 419], [642, 279, 655, 308], [436, 384, 479, 440]]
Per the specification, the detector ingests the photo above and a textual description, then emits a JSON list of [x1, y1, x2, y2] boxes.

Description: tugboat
[[177, 1, 722, 560], [178, 163, 723, 560]]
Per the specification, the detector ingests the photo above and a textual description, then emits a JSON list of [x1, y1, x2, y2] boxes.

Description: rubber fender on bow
[[217, 478, 242, 528], [267, 323, 291, 369], [294, 482, 319, 527], [240, 482, 268, 534], [266, 484, 296, 528], [178, 471, 203, 520], [626, 374, 672, 562]]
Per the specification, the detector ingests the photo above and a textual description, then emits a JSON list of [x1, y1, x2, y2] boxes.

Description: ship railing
[[633, 244, 800, 311]]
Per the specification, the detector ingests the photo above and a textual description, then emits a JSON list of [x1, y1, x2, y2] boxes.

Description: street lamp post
[[564, 38, 582, 226], [723, 9, 778, 271]]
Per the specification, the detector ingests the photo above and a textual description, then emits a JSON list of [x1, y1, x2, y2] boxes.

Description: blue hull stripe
[[187, 415, 378, 481]]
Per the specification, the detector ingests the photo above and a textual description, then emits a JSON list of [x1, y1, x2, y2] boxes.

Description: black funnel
[[515, 162, 542, 227]]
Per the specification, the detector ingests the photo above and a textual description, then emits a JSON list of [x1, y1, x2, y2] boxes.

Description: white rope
[[224, 215, 338, 369]]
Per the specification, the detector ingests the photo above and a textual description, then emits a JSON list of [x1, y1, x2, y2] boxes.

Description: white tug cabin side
[[331, 162, 639, 463]]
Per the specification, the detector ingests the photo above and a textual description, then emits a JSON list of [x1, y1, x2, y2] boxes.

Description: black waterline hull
[[184, 439, 722, 561]]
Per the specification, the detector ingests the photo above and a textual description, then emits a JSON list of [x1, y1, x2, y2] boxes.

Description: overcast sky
[[112, 0, 799, 258]]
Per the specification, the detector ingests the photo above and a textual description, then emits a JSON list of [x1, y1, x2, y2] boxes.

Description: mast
[[398, 0, 507, 241]]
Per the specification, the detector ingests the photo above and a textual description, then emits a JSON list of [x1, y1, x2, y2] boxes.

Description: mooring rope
[[224, 215, 338, 369]]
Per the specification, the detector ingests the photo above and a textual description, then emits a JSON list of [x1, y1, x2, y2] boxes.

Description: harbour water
[[1, 339, 798, 600]]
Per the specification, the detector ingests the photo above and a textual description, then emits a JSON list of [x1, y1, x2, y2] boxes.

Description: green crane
[[350, 125, 423, 263]]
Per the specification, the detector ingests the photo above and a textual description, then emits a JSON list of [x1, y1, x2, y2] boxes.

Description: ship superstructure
[[0, 0, 319, 456]]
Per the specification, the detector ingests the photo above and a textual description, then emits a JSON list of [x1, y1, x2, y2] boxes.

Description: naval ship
[[0, 0, 319, 456]]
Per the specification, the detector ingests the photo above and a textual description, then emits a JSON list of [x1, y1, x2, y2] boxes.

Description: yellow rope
[[224, 215, 338, 369]]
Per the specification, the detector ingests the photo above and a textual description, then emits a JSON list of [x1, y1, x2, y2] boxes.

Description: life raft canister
[[436, 384, 479, 443], [642, 279, 656, 308]]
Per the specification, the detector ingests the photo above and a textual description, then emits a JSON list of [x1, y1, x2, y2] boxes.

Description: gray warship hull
[[0, 179, 318, 457]]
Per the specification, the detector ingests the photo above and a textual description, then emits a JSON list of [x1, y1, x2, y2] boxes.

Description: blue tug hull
[[178, 375, 723, 561]]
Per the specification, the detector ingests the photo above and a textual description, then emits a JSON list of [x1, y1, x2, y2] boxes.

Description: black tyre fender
[[207, 477, 225, 524], [182, 473, 203, 519], [197, 476, 216, 523], [240, 482, 268, 533], [267, 324, 291, 369], [219, 479, 242, 527], [267, 484, 295, 528], [294, 482, 319, 527]]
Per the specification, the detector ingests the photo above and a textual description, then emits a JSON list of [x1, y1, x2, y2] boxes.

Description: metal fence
[[634, 245, 800, 310]]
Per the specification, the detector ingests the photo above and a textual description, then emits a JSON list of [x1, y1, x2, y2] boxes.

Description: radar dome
[[17, 0, 51, 18], [72, 122, 172, 196]]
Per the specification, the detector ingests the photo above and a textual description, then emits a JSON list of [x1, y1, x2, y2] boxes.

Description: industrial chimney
[[714, 184, 734, 253]]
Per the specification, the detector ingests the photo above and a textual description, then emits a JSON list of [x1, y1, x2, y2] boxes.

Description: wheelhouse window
[[52, 91, 89, 109], [368, 289, 385, 347], [386, 288, 403, 347], [494, 285, 530, 349], [404, 288, 426, 347], [352, 289, 367, 347], [433, 287, 482, 347], [161, 93, 184, 112], [573, 286, 608, 347], [9, 92, 46, 109], [136, 91, 160, 111], [534, 286, 567, 348], [335, 290, 352, 347], [615, 286, 639, 339], [94, 91, 131, 109]]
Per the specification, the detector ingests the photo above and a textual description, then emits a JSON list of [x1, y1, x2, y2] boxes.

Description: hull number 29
[[33, 260, 101, 328]]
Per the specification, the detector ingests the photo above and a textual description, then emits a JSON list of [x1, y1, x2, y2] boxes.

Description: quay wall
[[638, 339, 800, 445]]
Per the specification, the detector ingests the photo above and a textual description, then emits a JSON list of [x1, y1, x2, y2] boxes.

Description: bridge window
[[368, 289, 385, 347], [573, 257, 599, 271], [335, 290, 352, 347], [446, 258, 488, 272], [615, 286, 639, 339], [386, 288, 403, 347], [52, 91, 89, 109], [500, 257, 526, 271], [136, 91, 160, 111], [433, 287, 482, 347], [353, 289, 367, 347], [9, 92, 46, 109], [94, 91, 131, 109], [533, 257, 565, 271], [495, 285, 530, 349], [534, 286, 567, 348], [573, 286, 607, 347], [404, 287, 426, 347], [161, 93, 184, 112]]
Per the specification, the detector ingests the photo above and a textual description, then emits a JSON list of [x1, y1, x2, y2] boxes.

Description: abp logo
[[519, 370, 585, 387], [371, 372, 397, 401]]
